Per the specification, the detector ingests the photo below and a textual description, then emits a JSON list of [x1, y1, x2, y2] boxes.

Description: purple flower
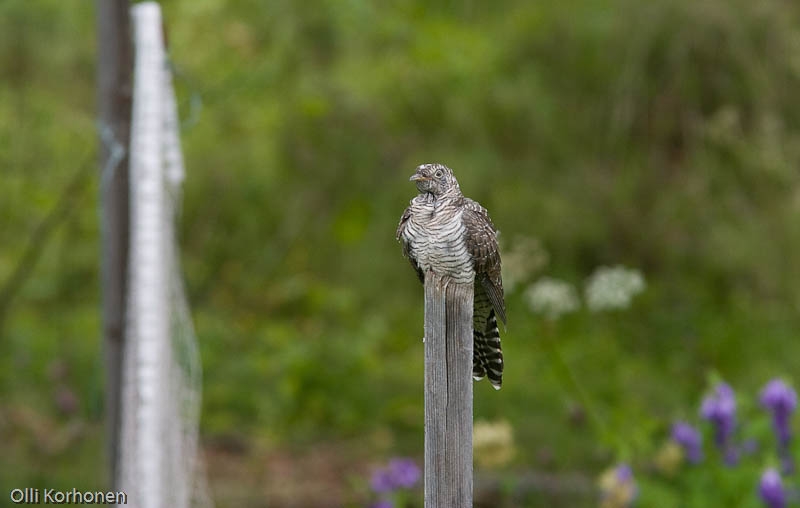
[[761, 379, 797, 474], [371, 502, 394, 508], [760, 379, 797, 446], [387, 458, 421, 489], [759, 468, 786, 508], [671, 421, 703, 464], [370, 458, 421, 494], [370, 468, 395, 493], [616, 464, 633, 483], [700, 382, 737, 465]]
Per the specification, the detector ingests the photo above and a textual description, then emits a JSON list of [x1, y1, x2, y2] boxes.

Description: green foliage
[[4, 0, 800, 505]]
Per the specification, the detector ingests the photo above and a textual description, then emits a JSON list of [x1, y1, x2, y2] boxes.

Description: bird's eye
[[435, 170, 443, 178]]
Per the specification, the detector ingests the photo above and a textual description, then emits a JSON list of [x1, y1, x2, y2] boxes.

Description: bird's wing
[[397, 205, 424, 283], [462, 198, 506, 325]]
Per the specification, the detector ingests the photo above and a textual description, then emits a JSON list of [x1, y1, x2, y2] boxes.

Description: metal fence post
[[97, 0, 132, 488]]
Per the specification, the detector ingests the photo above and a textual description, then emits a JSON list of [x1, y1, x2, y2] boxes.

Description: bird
[[396, 163, 506, 389]]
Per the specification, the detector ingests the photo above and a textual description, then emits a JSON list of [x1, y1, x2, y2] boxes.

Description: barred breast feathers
[[397, 193, 474, 285]]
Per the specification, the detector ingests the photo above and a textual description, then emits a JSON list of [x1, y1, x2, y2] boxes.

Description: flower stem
[[542, 321, 618, 449]]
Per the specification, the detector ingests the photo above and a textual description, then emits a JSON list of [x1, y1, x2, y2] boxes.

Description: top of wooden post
[[424, 271, 474, 507]]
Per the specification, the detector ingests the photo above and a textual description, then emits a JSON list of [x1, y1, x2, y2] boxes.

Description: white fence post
[[120, 3, 167, 507]]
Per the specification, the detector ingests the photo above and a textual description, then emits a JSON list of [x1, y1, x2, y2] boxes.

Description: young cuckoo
[[397, 163, 506, 389]]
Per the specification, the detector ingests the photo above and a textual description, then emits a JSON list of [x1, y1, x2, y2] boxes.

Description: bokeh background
[[3, 0, 800, 506]]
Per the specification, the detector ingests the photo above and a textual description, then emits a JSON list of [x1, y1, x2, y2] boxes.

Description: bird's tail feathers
[[474, 310, 503, 390]]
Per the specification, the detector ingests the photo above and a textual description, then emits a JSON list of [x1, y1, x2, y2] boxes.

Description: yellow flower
[[473, 419, 515, 468], [598, 464, 637, 508], [653, 441, 683, 477]]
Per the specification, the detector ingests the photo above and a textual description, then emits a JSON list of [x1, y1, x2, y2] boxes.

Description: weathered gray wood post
[[424, 271, 474, 507]]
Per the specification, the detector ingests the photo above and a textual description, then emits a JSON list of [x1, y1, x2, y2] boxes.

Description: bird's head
[[409, 163, 460, 197]]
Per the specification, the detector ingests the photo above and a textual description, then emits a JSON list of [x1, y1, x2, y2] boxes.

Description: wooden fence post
[[424, 271, 474, 507]]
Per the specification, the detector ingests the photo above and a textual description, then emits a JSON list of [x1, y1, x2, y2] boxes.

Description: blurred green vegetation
[[3, 0, 800, 505]]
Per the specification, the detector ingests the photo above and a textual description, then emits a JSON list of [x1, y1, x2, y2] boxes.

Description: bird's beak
[[410, 173, 429, 182]]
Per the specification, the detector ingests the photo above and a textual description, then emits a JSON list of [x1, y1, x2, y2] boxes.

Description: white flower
[[584, 265, 645, 312], [500, 236, 548, 292], [524, 277, 580, 320]]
